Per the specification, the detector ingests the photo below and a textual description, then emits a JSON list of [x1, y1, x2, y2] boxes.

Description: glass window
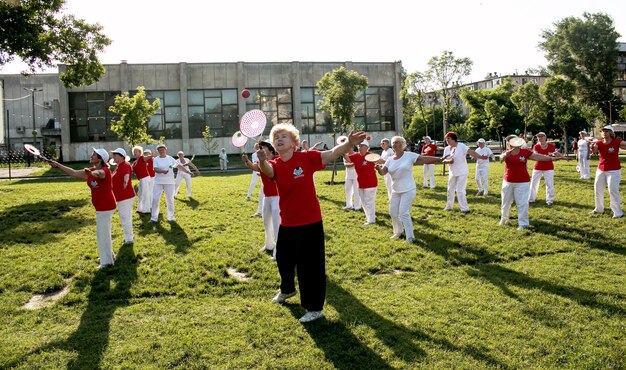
[[68, 91, 121, 142], [187, 89, 238, 138]]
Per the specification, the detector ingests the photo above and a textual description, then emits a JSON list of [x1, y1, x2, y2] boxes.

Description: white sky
[[2, 0, 625, 82]]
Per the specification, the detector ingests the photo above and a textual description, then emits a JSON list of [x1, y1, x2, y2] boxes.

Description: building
[[1, 61, 403, 161]]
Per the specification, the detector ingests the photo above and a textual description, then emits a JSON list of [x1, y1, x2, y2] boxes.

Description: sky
[[2, 0, 626, 83]]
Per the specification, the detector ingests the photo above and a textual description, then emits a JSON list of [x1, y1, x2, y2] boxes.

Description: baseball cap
[[92, 148, 109, 163], [423, 136, 432, 141], [177, 151, 184, 155], [477, 138, 486, 143], [579, 130, 588, 135], [602, 125, 614, 131], [111, 148, 127, 157], [536, 132, 546, 136], [359, 140, 370, 147], [156, 143, 167, 149]]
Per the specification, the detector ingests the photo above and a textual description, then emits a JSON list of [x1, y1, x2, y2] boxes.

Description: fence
[[0, 147, 57, 180]]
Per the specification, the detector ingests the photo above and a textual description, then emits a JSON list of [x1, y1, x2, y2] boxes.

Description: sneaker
[[406, 237, 415, 243], [498, 219, 508, 226], [443, 207, 452, 211], [546, 202, 553, 206], [590, 210, 603, 215], [362, 221, 375, 226], [612, 214, 624, 219], [149, 219, 158, 224], [342, 206, 352, 210], [96, 264, 113, 270], [271, 290, 297, 303], [476, 190, 483, 196], [245, 196, 251, 201], [460, 209, 470, 213], [389, 233, 402, 239], [251, 212, 262, 217], [299, 311, 324, 323], [517, 225, 529, 231]]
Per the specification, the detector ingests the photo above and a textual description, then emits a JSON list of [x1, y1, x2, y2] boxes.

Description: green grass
[[0, 159, 625, 369]]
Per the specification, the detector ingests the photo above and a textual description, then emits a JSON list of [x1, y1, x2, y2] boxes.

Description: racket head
[[509, 137, 525, 147], [231, 131, 249, 148], [240, 110, 267, 138], [336, 135, 348, 145], [24, 144, 41, 156], [364, 153, 381, 162]]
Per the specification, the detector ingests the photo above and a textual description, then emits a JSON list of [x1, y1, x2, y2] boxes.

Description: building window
[[354, 87, 395, 132], [244, 88, 292, 136], [300, 87, 331, 134], [145, 90, 182, 139], [68, 92, 120, 142], [187, 89, 238, 138]]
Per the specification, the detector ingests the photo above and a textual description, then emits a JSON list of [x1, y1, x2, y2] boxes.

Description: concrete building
[[1, 61, 403, 161]]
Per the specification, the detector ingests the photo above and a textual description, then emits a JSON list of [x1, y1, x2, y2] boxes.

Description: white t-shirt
[[343, 156, 357, 180], [175, 157, 190, 175], [153, 155, 177, 185], [380, 148, 394, 161], [577, 139, 589, 155], [443, 142, 469, 176], [474, 146, 493, 169], [384, 151, 419, 193]]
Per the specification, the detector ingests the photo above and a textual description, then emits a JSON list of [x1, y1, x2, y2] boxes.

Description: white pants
[[446, 174, 469, 211], [389, 189, 416, 239], [529, 169, 555, 204], [345, 178, 361, 209], [257, 185, 264, 214], [475, 165, 490, 195], [117, 198, 135, 243], [262, 195, 280, 253], [501, 181, 530, 227], [151, 183, 175, 221], [95, 210, 115, 266], [593, 169, 623, 217], [578, 154, 590, 179], [358, 187, 377, 223], [383, 174, 393, 200], [136, 176, 152, 213], [423, 164, 435, 188], [220, 159, 228, 171], [247, 172, 259, 198], [175, 172, 192, 197]]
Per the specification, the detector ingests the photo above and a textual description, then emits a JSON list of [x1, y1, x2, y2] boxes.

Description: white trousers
[[136, 176, 152, 213], [593, 169, 623, 217], [383, 174, 393, 200], [358, 187, 377, 223], [578, 155, 590, 179], [175, 172, 192, 197], [423, 164, 435, 188], [257, 185, 264, 214], [247, 172, 259, 198], [262, 195, 280, 252], [95, 210, 115, 266], [345, 178, 361, 209], [151, 183, 175, 221], [389, 188, 416, 239], [475, 166, 490, 195], [446, 174, 469, 211], [117, 197, 135, 243], [501, 181, 530, 228], [529, 169, 555, 204], [220, 159, 228, 171]]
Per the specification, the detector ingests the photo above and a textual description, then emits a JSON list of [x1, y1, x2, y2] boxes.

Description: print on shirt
[[609, 147, 615, 153], [90, 180, 99, 188], [519, 156, 526, 162], [293, 167, 304, 177]]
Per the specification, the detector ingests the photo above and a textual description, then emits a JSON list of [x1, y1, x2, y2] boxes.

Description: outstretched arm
[[320, 131, 366, 165], [48, 161, 89, 180], [242, 154, 261, 172]]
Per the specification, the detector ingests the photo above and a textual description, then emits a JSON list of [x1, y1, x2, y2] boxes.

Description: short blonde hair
[[391, 136, 407, 150], [270, 123, 300, 148], [132, 145, 143, 154]]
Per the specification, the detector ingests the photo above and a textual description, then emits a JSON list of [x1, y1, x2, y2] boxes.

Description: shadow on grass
[[0, 199, 89, 244], [177, 196, 200, 209], [10, 243, 138, 369], [531, 219, 626, 256], [290, 280, 508, 369], [138, 217, 192, 254]]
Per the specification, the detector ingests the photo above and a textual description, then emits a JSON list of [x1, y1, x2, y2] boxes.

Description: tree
[[540, 76, 577, 153], [511, 82, 547, 137], [401, 71, 433, 136], [0, 0, 111, 87], [620, 105, 626, 123], [201, 126, 219, 154], [539, 12, 620, 119], [109, 86, 160, 147], [425, 50, 472, 137]]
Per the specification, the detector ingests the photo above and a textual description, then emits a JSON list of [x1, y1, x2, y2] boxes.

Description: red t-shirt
[[533, 143, 555, 171], [132, 156, 149, 179], [421, 143, 438, 156], [269, 150, 324, 227], [597, 138, 622, 171], [503, 148, 533, 183], [146, 157, 155, 177], [259, 168, 278, 197], [87, 166, 117, 211], [112, 161, 136, 202], [348, 152, 378, 189]]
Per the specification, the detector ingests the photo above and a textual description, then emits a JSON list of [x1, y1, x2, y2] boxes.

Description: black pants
[[276, 221, 326, 311]]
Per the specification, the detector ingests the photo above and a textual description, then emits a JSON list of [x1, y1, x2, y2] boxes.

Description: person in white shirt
[[343, 145, 361, 210], [150, 144, 190, 223], [379, 138, 395, 200], [218, 148, 228, 172], [375, 136, 444, 242], [442, 132, 489, 212], [174, 151, 201, 198], [473, 138, 494, 196], [576, 130, 591, 179]]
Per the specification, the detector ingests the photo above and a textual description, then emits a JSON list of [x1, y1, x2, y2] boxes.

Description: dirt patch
[[22, 285, 70, 310]]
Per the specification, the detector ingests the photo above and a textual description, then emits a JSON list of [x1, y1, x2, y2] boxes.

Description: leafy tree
[[620, 105, 626, 123], [201, 126, 219, 154], [109, 86, 160, 147], [425, 50, 472, 135], [540, 76, 577, 153], [401, 71, 433, 137], [0, 0, 112, 87], [579, 102, 606, 131], [511, 82, 547, 136], [539, 12, 620, 119]]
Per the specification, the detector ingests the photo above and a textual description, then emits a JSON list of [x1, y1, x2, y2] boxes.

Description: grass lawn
[[0, 158, 625, 369]]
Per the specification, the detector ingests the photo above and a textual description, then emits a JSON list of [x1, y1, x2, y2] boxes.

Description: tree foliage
[[620, 105, 626, 123], [201, 126, 219, 154], [316, 66, 369, 133], [540, 76, 577, 151], [0, 0, 111, 87], [511, 82, 547, 135], [109, 86, 160, 148]]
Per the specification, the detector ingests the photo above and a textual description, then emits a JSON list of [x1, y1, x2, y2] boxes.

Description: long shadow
[[177, 196, 200, 210], [291, 280, 508, 369], [10, 243, 138, 369], [0, 199, 89, 244], [531, 219, 626, 256], [159, 220, 192, 254]]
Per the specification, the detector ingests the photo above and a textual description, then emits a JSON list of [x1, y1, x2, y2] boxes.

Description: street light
[[23, 87, 42, 150]]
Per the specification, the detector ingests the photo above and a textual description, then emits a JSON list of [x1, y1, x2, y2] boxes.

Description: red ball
[[241, 89, 250, 99]]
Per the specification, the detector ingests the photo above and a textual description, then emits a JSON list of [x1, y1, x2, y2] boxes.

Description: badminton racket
[[240, 110, 267, 140], [24, 144, 51, 162], [364, 153, 381, 162]]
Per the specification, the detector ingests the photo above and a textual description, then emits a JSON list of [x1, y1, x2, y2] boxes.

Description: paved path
[[0, 167, 41, 180]]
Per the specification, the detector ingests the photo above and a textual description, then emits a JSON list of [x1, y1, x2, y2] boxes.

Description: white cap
[[359, 140, 370, 147], [177, 151, 184, 155], [536, 132, 546, 136], [156, 143, 167, 149], [579, 130, 588, 135], [92, 148, 109, 163], [477, 138, 486, 143], [423, 136, 431, 141], [602, 125, 614, 132], [111, 148, 127, 157], [143, 149, 151, 154]]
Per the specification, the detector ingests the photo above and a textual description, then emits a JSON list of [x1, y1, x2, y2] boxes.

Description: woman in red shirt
[[132, 145, 151, 214], [347, 140, 378, 225], [528, 132, 560, 205], [257, 124, 365, 323], [111, 148, 136, 244], [48, 148, 117, 269], [500, 135, 565, 230], [590, 125, 626, 218]]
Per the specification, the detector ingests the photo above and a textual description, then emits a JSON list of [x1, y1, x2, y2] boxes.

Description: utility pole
[[23, 87, 42, 149]]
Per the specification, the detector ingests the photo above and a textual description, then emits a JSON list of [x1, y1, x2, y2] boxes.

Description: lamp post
[[23, 87, 42, 145]]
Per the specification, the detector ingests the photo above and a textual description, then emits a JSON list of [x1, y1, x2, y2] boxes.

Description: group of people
[[48, 144, 199, 269]]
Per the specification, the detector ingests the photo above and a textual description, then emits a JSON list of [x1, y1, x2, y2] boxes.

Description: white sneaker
[[389, 233, 402, 239], [517, 225, 529, 231], [498, 219, 508, 226], [443, 207, 452, 211], [271, 290, 297, 303], [299, 311, 324, 323]]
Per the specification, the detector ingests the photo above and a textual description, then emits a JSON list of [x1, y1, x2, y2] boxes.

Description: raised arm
[[416, 155, 444, 165], [320, 131, 366, 165], [467, 149, 488, 160], [242, 153, 261, 172], [257, 149, 274, 178], [48, 160, 89, 180]]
